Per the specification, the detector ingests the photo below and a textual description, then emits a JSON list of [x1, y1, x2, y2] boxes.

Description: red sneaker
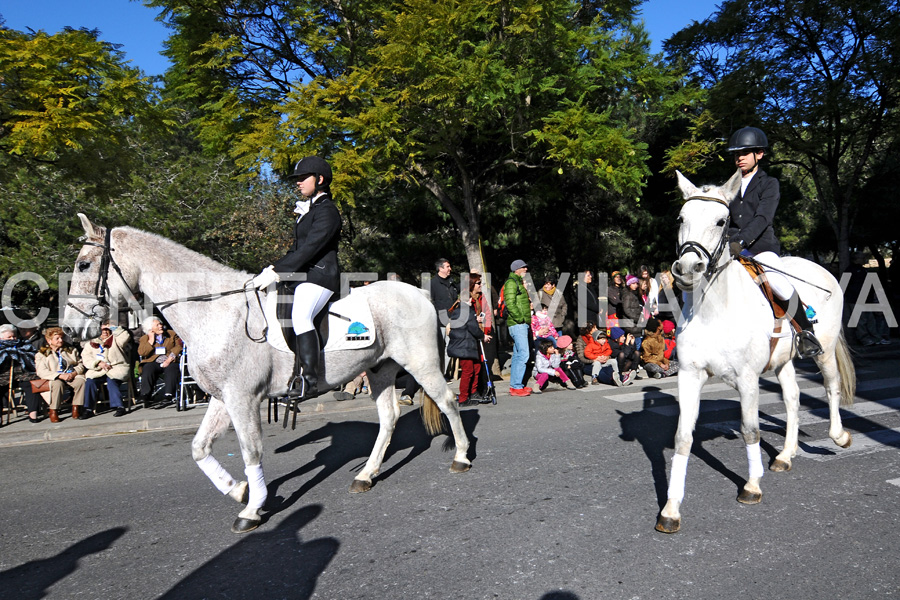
[[509, 387, 531, 397]]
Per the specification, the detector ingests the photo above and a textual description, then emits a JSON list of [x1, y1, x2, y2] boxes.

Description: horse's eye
[[716, 219, 726, 227], [77, 261, 91, 272]]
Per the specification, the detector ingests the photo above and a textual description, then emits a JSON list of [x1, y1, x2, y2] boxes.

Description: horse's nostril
[[693, 262, 706, 274], [673, 263, 682, 276]]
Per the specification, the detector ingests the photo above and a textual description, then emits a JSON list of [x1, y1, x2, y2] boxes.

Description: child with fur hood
[[640, 318, 679, 379]]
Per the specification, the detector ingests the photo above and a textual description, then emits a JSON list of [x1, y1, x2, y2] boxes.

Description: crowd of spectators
[[3, 251, 896, 423], [0, 314, 188, 426]]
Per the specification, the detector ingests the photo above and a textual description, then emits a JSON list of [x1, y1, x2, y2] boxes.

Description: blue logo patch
[[346, 321, 370, 341]]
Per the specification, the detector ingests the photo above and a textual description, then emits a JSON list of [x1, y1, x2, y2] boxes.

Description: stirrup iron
[[794, 330, 824, 359]]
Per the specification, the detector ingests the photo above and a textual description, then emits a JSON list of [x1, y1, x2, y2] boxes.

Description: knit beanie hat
[[610, 326, 625, 340]]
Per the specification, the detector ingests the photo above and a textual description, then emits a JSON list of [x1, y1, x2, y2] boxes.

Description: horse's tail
[[420, 393, 446, 436], [835, 331, 856, 406]]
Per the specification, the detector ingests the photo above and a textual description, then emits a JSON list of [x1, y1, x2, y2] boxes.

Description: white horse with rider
[[63, 214, 472, 533], [657, 169, 855, 533]]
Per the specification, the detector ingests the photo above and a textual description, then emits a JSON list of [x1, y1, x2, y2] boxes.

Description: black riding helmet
[[287, 156, 332, 191], [727, 127, 768, 153]]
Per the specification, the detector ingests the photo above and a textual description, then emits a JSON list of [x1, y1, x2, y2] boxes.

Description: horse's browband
[[686, 195, 729, 207]]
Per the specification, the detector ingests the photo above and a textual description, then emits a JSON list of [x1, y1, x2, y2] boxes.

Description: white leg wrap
[[245, 464, 268, 511], [746, 442, 764, 479], [197, 455, 237, 495], [667, 453, 689, 501]]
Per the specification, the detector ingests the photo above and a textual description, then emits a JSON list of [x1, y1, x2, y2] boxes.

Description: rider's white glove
[[253, 266, 280, 289]]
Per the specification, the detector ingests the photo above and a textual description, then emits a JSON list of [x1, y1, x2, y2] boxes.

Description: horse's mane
[[115, 226, 245, 276]]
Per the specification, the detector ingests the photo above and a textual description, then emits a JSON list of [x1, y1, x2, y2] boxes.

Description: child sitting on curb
[[641, 318, 679, 379], [609, 326, 638, 384], [557, 335, 587, 389], [533, 339, 577, 393]]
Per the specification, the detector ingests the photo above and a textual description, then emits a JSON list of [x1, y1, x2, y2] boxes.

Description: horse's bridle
[[66, 228, 142, 324], [675, 195, 732, 280], [66, 227, 268, 342]]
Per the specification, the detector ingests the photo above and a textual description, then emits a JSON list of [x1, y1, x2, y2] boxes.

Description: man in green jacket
[[503, 259, 533, 396]]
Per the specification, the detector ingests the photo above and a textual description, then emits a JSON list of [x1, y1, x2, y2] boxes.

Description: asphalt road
[[2, 347, 899, 599]]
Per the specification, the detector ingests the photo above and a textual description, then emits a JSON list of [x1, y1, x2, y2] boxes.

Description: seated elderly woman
[[0, 324, 41, 423], [138, 316, 182, 408], [35, 327, 86, 422], [83, 324, 132, 418]]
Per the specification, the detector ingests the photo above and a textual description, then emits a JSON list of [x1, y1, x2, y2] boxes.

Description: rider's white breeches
[[753, 251, 795, 301], [291, 283, 333, 335]]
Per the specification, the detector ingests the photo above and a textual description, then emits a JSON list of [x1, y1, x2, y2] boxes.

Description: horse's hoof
[[450, 460, 471, 473], [737, 489, 762, 504], [349, 479, 372, 494], [770, 459, 792, 472], [655, 516, 681, 534], [836, 431, 852, 448], [231, 517, 262, 534]]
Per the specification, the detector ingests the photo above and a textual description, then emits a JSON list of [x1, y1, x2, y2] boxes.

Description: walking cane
[[6, 362, 13, 424], [478, 338, 497, 405]]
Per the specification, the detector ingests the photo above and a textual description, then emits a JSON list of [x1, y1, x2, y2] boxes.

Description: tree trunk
[[837, 200, 851, 274], [412, 162, 485, 275]]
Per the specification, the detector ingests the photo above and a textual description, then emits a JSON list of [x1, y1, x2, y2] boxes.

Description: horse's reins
[[678, 194, 833, 297], [738, 254, 833, 298], [69, 229, 269, 343]]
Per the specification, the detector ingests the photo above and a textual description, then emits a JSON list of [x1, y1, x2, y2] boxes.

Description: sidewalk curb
[[0, 395, 381, 447]]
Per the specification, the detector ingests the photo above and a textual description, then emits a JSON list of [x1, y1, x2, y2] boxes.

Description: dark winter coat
[[620, 288, 644, 335], [447, 305, 483, 360], [607, 284, 624, 320], [728, 169, 781, 255], [430, 274, 460, 327], [609, 336, 637, 363], [272, 194, 342, 293]]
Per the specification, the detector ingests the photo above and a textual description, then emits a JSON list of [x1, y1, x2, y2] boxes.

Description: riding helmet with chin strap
[[287, 156, 332, 193], [727, 127, 768, 152]]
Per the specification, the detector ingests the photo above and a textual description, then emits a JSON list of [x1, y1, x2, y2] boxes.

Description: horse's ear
[[78, 213, 105, 242], [722, 169, 742, 204], [675, 170, 697, 200]]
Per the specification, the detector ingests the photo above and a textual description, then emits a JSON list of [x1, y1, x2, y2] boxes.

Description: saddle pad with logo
[[264, 289, 377, 354]]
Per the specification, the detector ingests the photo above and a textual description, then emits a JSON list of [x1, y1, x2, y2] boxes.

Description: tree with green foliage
[[0, 23, 166, 305], [0, 21, 295, 314], [664, 0, 900, 272], [149, 0, 692, 274]]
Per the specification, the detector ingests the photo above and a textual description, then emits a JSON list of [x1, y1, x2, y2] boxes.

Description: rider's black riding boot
[[786, 292, 824, 359], [285, 331, 320, 399]]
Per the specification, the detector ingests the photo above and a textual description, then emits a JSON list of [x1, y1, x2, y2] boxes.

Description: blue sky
[[2, 0, 721, 77]]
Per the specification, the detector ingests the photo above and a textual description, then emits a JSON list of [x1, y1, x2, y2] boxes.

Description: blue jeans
[[509, 323, 530, 389]]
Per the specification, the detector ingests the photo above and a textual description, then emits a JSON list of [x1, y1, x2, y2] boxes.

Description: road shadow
[[618, 387, 742, 509], [0, 527, 126, 600], [159, 504, 337, 600], [266, 408, 480, 515]]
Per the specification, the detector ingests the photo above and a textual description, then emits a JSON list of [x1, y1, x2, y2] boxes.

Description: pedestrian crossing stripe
[[609, 377, 899, 409]]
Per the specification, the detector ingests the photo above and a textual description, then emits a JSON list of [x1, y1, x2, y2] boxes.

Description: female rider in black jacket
[[253, 157, 342, 399]]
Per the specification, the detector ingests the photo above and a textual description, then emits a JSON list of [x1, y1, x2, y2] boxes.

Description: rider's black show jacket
[[272, 194, 342, 294], [728, 169, 781, 255]]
